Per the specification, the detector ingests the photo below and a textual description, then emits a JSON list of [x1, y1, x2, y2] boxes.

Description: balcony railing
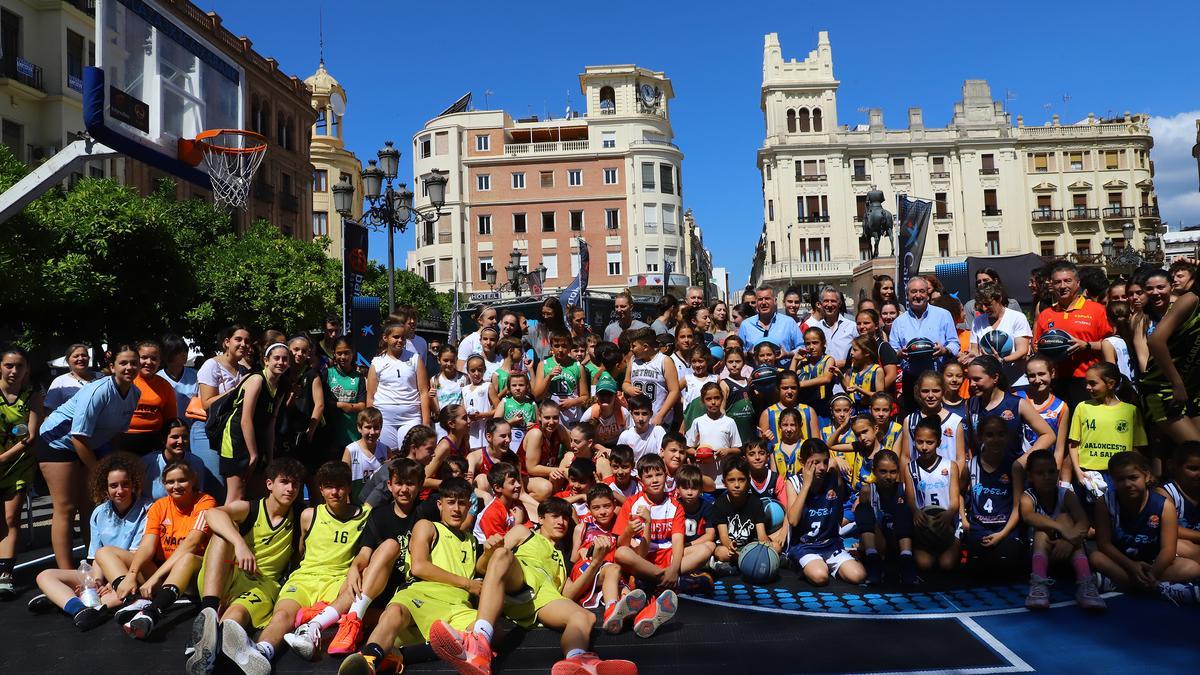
[[1043, 252, 1105, 266], [1139, 205, 1160, 218], [504, 140, 591, 156], [799, 174, 827, 182], [930, 171, 951, 179], [982, 208, 1002, 216], [63, 0, 97, 16], [851, 173, 871, 182], [280, 192, 299, 212], [1103, 206, 1135, 218], [1, 57, 45, 91], [598, 107, 616, 115], [1067, 207, 1099, 220], [979, 167, 1000, 175], [438, 231, 452, 244], [799, 214, 831, 223], [763, 260, 855, 279], [1032, 209, 1063, 221], [934, 211, 953, 220], [890, 172, 911, 181]]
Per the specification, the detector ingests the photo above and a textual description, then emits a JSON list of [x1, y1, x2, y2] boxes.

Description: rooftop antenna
[[1062, 93, 1072, 123], [1043, 102, 1052, 122], [318, 7, 324, 65], [484, 89, 494, 108]]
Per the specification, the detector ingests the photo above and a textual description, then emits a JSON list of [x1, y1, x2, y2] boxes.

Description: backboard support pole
[[0, 139, 120, 223]]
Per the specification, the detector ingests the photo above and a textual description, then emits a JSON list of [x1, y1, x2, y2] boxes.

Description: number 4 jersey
[[965, 456, 1014, 536]]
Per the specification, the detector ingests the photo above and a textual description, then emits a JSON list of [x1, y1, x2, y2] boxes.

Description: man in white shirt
[[809, 286, 858, 367]]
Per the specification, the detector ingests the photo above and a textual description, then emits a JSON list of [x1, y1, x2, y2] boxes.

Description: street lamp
[[499, 248, 546, 297], [786, 223, 795, 288], [1102, 221, 1166, 275], [334, 140, 447, 314]]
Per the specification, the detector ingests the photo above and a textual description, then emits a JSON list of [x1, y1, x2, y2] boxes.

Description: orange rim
[[179, 129, 267, 166]]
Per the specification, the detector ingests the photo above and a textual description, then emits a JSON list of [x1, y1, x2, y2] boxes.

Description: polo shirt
[[39, 377, 141, 452], [1034, 295, 1112, 379], [738, 311, 802, 356]]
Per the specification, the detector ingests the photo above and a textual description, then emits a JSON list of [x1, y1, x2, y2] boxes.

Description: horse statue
[[862, 188, 894, 259]]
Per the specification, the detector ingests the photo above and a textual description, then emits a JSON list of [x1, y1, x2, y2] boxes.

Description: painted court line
[[681, 592, 1114, 621], [14, 545, 84, 570], [956, 616, 1034, 673]]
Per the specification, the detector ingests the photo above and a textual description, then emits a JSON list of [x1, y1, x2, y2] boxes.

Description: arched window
[[786, 109, 796, 133], [599, 86, 615, 111], [798, 107, 811, 133], [812, 108, 823, 132], [276, 112, 288, 149], [315, 107, 327, 135], [250, 96, 264, 134]]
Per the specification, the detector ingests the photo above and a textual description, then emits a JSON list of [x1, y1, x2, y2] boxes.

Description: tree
[[187, 221, 341, 339], [358, 262, 452, 321]]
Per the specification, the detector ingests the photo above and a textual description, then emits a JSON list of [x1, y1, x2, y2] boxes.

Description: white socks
[[350, 593, 371, 618], [472, 619, 494, 644], [307, 605, 341, 631]]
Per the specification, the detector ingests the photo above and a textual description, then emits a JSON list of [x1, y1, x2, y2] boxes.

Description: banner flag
[[560, 238, 589, 315], [343, 220, 369, 336], [895, 195, 934, 307]]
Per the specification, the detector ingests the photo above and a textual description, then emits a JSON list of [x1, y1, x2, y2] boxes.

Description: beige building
[[750, 31, 1161, 296], [306, 60, 362, 257], [407, 64, 687, 294], [1, 0, 316, 238]]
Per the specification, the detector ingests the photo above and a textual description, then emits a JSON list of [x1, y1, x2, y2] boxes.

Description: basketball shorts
[[1143, 386, 1200, 425], [0, 451, 35, 498], [389, 582, 476, 644], [570, 559, 619, 609], [278, 571, 345, 608], [503, 561, 566, 629], [786, 542, 853, 573], [198, 561, 281, 629]]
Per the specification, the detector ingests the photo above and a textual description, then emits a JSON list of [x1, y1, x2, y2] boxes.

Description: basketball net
[[190, 130, 268, 210]]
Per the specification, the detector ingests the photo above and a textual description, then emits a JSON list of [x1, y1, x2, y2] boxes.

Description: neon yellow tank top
[[298, 503, 370, 576], [240, 499, 298, 583], [513, 531, 567, 592]]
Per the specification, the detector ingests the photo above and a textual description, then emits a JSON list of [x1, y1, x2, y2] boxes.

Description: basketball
[[750, 364, 778, 391], [762, 499, 786, 534], [914, 506, 956, 550], [737, 542, 780, 584], [905, 337, 937, 358], [694, 446, 715, 463], [1037, 329, 1074, 361], [979, 330, 1014, 358]]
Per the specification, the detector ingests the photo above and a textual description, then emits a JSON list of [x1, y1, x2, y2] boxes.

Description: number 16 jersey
[[297, 503, 370, 576]]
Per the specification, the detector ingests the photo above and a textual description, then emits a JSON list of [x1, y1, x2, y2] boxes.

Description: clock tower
[[307, 60, 363, 261]]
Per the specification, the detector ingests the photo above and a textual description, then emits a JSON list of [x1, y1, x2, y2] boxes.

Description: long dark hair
[[872, 274, 895, 307], [539, 298, 568, 335]]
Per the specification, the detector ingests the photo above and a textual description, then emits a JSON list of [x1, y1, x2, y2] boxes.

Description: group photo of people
[[2, 256, 1199, 675]]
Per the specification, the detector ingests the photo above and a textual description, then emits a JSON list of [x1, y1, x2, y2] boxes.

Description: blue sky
[[201, 0, 1200, 290]]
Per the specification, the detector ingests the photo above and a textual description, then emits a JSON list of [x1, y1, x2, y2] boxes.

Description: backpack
[[204, 372, 262, 451]]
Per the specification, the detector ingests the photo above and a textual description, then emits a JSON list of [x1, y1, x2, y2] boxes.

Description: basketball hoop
[[179, 129, 267, 209]]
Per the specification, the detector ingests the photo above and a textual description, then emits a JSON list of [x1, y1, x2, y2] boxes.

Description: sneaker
[[864, 552, 883, 585], [72, 606, 106, 632], [0, 571, 14, 599], [1075, 577, 1107, 611], [27, 593, 54, 614], [1093, 572, 1116, 594], [293, 601, 329, 629], [710, 560, 737, 578], [220, 619, 272, 675], [114, 597, 152, 624], [327, 611, 363, 655], [1025, 574, 1053, 610], [429, 619, 492, 675], [1158, 581, 1200, 606], [677, 572, 715, 595], [339, 653, 377, 675], [185, 607, 221, 675], [284, 622, 324, 661], [123, 610, 156, 639], [602, 589, 647, 634], [551, 651, 639, 675], [899, 554, 919, 586], [633, 590, 677, 639]]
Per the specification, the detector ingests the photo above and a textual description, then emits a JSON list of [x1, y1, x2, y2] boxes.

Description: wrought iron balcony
[[982, 208, 1002, 216], [1102, 206, 1135, 218], [979, 167, 1000, 175], [1067, 207, 1099, 220], [1032, 209, 1063, 222], [0, 57, 44, 91], [851, 173, 871, 182]]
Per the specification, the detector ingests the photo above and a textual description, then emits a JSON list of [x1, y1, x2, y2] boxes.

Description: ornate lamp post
[[500, 248, 546, 297]]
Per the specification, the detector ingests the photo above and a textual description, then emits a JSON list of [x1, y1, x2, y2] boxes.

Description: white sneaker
[[114, 598, 152, 624], [1158, 582, 1200, 606], [220, 619, 272, 675], [185, 607, 220, 675], [283, 622, 323, 661]]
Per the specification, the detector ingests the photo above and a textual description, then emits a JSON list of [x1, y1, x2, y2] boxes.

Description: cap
[[595, 372, 619, 394]]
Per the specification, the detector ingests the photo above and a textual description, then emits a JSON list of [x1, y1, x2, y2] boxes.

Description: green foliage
[[359, 261, 453, 321]]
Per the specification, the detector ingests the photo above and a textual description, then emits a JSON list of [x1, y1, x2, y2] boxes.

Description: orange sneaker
[[602, 589, 647, 634], [551, 651, 639, 675], [633, 590, 677, 638], [429, 619, 492, 675], [294, 601, 329, 629], [327, 611, 363, 655]]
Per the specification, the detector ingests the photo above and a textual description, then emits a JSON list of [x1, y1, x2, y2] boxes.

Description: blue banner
[[560, 238, 589, 315], [895, 195, 933, 307]]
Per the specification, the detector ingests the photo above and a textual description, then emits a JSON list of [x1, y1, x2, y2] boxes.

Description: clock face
[[640, 84, 657, 107], [329, 92, 347, 117]]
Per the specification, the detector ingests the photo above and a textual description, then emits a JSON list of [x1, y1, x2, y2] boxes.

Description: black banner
[[343, 220, 369, 336], [895, 195, 934, 307], [352, 296, 381, 367]]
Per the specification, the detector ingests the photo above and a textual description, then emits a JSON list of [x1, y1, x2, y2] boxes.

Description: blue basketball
[[1037, 329, 1074, 361], [762, 499, 786, 534], [905, 336, 937, 358], [979, 330, 1014, 358], [750, 364, 778, 391], [738, 542, 780, 584]]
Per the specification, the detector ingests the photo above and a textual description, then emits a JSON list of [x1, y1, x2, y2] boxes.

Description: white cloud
[[1149, 111, 1200, 229]]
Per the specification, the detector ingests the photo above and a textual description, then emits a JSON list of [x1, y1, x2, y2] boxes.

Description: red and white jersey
[[604, 475, 643, 500], [473, 496, 526, 543], [614, 493, 684, 553], [576, 513, 617, 562]]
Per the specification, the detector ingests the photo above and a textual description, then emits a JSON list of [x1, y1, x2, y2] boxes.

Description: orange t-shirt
[[144, 492, 216, 561], [129, 373, 178, 434], [957, 329, 971, 400], [1034, 296, 1113, 379]]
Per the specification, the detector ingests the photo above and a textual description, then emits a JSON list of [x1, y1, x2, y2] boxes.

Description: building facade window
[[663, 205, 676, 233], [599, 86, 615, 111], [605, 208, 620, 230], [602, 131, 616, 148], [603, 168, 618, 185], [479, 256, 493, 281], [659, 164, 674, 193], [981, 153, 996, 173], [641, 163, 656, 191], [422, 262, 435, 282], [768, 200, 775, 221], [1040, 240, 1056, 257], [477, 214, 492, 235], [540, 171, 554, 188], [645, 248, 660, 273], [513, 213, 527, 233], [1067, 151, 1085, 171], [419, 135, 431, 158], [643, 203, 658, 233], [935, 192, 948, 217], [986, 231, 1000, 255], [1076, 239, 1092, 255], [1104, 150, 1120, 170], [812, 108, 823, 132], [541, 211, 556, 232], [542, 255, 558, 279], [786, 109, 797, 133], [938, 233, 950, 257], [983, 189, 999, 215], [312, 169, 328, 192], [512, 172, 525, 189], [606, 252, 621, 276], [475, 134, 490, 151], [570, 210, 584, 231], [434, 132, 448, 155], [312, 212, 328, 237], [797, 108, 811, 133], [476, 174, 490, 191], [571, 253, 580, 276], [568, 169, 582, 187]]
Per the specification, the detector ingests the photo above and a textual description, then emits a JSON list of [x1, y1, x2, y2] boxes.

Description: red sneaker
[[633, 590, 677, 638], [429, 620, 492, 675], [327, 611, 363, 655], [602, 589, 647, 634], [294, 601, 329, 629], [551, 651, 639, 675]]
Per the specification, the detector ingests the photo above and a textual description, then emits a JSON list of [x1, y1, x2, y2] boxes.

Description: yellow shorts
[[278, 571, 345, 608], [389, 583, 476, 644], [197, 561, 282, 629], [503, 562, 564, 629]]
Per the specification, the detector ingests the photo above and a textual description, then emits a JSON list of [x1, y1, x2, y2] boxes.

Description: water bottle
[[78, 560, 102, 609], [10, 423, 28, 439]]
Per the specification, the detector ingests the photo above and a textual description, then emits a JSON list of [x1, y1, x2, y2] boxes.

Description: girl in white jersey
[[1018, 355, 1070, 467], [623, 328, 680, 428], [903, 416, 961, 573], [430, 345, 467, 413], [461, 355, 493, 452], [899, 371, 965, 467], [367, 322, 430, 450]]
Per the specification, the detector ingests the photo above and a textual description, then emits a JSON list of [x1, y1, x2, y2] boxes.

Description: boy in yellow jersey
[[223, 461, 370, 674], [340, 476, 505, 675], [430, 497, 637, 675], [184, 458, 306, 675]]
